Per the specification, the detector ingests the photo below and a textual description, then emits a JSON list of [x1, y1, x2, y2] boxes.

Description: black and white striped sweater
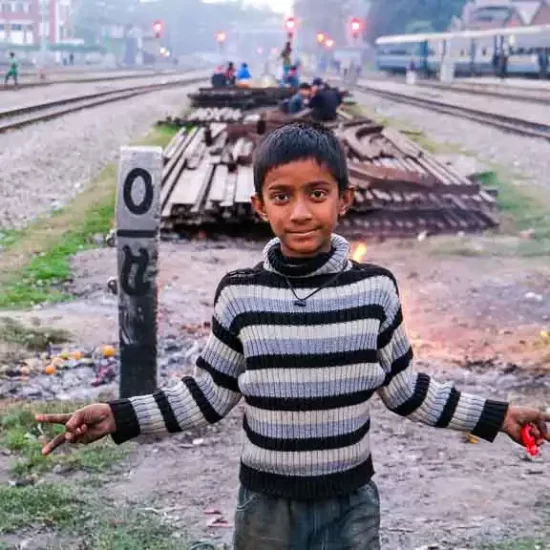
[[109, 234, 509, 500]]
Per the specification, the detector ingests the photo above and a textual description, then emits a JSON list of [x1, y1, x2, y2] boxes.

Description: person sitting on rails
[[36, 121, 550, 550], [288, 82, 311, 115], [308, 77, 342, 122], [225, 61, 236, 86], [236, 62, 252, 88], [211, 65, 227, 89]]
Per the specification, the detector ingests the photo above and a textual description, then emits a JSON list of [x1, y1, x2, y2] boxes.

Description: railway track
[[353, 82, 550, 141], [0, 75, 208, 133], [412, 79, 550, 105], [0, 69, 182, 91]]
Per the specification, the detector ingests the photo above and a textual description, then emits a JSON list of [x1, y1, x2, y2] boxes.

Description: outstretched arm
[[36, 276, 245, 454], [109, 280, 245, 444], [376, 274, 508, 442]]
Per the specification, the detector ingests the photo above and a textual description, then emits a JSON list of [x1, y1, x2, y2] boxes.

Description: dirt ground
[[2, 234, 550, 549]]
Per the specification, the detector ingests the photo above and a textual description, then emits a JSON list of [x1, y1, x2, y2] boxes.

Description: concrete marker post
[[115, 146, 163, 398]]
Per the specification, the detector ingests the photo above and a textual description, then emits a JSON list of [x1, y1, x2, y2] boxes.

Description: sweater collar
[[263, 234, 351, 278]]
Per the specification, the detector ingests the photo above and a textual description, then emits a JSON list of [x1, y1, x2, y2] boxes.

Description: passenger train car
[[375, 25, 550, 78]]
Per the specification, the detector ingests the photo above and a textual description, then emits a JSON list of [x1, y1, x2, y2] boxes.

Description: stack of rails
[[159, 110, 499, 238], [188, 86, 295, 110]]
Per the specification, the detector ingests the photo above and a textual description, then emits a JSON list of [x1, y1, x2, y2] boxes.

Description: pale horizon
[[202, 0, 293, 14]]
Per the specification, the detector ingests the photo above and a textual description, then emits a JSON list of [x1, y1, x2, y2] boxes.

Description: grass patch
[[0, 123, 180, 309], [0, 482, 228, 548], [0, 484, 84, 534], [0, 316, 71, 351], [0, 401, 128, 477]]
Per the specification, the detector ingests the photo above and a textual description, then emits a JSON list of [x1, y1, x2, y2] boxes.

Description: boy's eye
[[271, 193, 289, 203], [310, 189, 328, 200]]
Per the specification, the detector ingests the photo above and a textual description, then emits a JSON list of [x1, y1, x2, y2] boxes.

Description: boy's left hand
[[501, 406, 550, 446]]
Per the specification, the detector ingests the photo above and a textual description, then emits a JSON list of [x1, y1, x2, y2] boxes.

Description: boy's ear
[[251, 194, 269, 222], [339, 187, 355, 217]]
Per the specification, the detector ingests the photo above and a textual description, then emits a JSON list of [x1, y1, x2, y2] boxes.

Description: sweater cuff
[[108, 398, 141, 445], [470, 399, 509, 442]]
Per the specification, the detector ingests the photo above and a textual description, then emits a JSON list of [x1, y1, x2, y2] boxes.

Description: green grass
[[0, 484, 84, 534], [0, 481, 228, 548], [0, 402, 128, 477], [0, 123, 180, 309]]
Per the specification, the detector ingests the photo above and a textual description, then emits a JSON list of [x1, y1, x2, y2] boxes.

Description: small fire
[[351, 242, 368, 263]]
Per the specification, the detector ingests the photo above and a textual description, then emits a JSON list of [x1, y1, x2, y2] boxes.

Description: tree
[[366, 0, 466, 41]]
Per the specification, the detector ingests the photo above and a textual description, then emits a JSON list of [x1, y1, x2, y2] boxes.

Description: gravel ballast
[[0, 83, 201, 230]]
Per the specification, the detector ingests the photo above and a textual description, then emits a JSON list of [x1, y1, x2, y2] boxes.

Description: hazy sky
[[246, 0, 293, 12], [202, 0, 293, 14]]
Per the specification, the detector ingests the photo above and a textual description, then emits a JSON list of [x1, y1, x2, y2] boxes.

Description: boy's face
[[299, 88, 311, 98], [251, 159, 354, 258]]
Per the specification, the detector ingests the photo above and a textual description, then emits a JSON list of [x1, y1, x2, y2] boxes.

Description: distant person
[[236, 62, 252, 85], [4, 52, 18, 87], [36, 119, 549, 550], [69, 52, 74, 65], [211, 65, 227, 88], [288, 82, 311, 114], [226, 61, 236, 86], [281, 41, 292, 77], [285, 65, 299, 88], [308, 77, 342, 122]]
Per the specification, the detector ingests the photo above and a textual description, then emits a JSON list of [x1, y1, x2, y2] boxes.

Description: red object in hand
[[521, 424, 539, 457]]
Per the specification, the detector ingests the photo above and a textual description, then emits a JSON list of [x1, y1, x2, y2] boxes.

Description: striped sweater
[[109, 234, 509, 500]]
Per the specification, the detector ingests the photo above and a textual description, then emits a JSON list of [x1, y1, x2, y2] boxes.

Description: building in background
[[0, 0, 73, 47]]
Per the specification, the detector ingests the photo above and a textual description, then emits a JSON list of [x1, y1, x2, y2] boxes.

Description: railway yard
[[0, 69, 550, 549]]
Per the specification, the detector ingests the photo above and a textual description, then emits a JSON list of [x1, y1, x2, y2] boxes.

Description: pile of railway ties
[[157, 86, 499, 239]]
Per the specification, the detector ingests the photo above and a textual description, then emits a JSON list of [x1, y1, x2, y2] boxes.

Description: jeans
[[233, 481, 381, 550]]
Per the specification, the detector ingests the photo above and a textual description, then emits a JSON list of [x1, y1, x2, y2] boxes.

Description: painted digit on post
[[115, 146, 163, 398]]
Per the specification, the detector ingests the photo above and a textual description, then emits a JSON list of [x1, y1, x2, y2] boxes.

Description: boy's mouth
[[287, 229, 321, 237]]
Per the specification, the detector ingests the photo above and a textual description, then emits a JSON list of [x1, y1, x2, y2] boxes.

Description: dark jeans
[[233, 481, 381, 550]]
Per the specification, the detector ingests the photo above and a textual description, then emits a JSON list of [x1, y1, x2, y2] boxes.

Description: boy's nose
[[290, 200, 313, 222]]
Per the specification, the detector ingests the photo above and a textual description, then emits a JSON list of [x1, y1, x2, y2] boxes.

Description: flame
[[351, 242, 368, 263]]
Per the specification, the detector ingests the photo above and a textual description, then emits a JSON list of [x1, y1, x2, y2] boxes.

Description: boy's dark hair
[[253, 121, 349, 195], [299, 82, 311, 90]]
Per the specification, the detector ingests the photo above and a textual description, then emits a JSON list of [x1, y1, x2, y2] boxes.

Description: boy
[[37, 121, 549, 549], [4, 52, 18, 87]]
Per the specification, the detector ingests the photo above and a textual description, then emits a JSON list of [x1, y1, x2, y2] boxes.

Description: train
[[375, 24, 550, 78]]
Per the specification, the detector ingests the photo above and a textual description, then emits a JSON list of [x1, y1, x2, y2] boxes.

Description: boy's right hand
[[35, 403, 116, 456]]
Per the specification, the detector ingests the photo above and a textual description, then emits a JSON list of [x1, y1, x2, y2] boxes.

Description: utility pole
[[39, 0, 48, 80]]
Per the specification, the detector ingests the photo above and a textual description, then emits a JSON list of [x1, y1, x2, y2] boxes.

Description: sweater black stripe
[[382, 347, 414, 386], [239, 455, 375, 501], [392, 372, 430, 416], [231, 305, 385, 333], [435, 387, 461, 428], [225, 268, 393, 290], [212, 316, 243, 354], [377, 308, 403, 349], [196, 356, 240, 393], [154, 391, 182, 433], [245, 388, 376, 411], [246, 348, 378, 370], [243, 415, 371, 452], [182, 377, 223, 424]]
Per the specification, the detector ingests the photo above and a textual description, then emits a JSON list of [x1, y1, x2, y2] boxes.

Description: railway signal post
[[115, 146, 163, 398]]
